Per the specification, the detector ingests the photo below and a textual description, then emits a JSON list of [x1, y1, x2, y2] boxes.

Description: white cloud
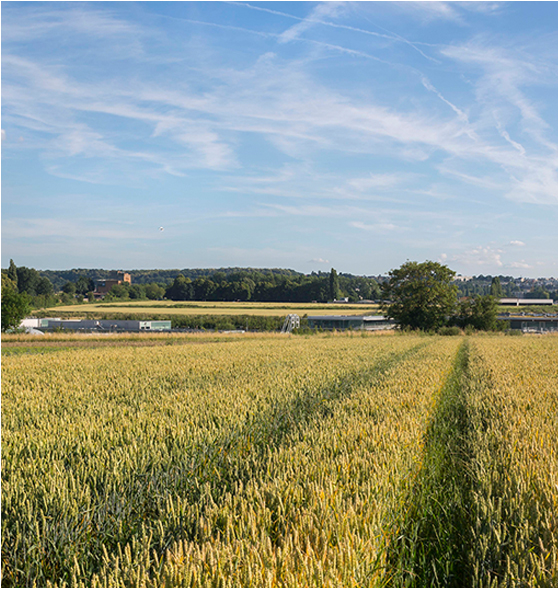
[[264, 203, 366, 218], [2, 6, 145, 58], [2, 217, 162, 241], [394, 1, 464, 24], [509, 260, 532, 269], [1, 130, 6, 141], [446, 242, 541, 273], [436, 166, 502, 190], [6, 30, 557, 204], [309, 258, 330, 264], [348, 173, 410, 192], [350, 221, 398, 232], [450, 245, 504, 268], [2, 2, 557, 275]]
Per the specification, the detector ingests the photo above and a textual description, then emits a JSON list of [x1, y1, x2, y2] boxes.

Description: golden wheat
[[3, 333, 557, 588]]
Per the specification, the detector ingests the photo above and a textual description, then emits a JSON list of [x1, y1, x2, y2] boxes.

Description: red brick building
[[95, 271, 131, 295]]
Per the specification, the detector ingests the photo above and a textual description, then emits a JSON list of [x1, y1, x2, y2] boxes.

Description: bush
[[437, 326, 462, 336]]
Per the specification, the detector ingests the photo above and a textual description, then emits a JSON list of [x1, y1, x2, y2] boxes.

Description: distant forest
[[37, 267, 383, 303], [39, 267, 309, 290]]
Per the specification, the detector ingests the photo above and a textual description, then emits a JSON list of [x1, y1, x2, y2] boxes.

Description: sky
[[2, 1, 558, 277]]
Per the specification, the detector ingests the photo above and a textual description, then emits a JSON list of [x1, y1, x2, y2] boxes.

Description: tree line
[[2, 258, 555, 332], [459, 275, 555, 300], [5, 264, 383, 304], [160, 268, 380, 303], [32, 266, 383, 304]]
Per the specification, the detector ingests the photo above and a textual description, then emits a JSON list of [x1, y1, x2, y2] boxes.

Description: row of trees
[[1, 261, 382, 309], [2, 259, 549, 332], [459, 275, 555, 300], [381, 261, 501, 331], [112, 269, 381, 303]]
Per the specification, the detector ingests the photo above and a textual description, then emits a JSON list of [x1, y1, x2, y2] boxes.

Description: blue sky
[[2, 1, 558, 276]]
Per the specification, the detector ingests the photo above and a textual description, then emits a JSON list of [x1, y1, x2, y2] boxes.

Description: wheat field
[[2, 333, 557, 587], [48, 300, 380, 317]]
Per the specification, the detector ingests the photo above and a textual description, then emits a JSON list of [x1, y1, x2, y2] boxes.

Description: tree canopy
[[382, 261, 458, 330], [454, 295, 499, 331], [1, 272, 31, 331]]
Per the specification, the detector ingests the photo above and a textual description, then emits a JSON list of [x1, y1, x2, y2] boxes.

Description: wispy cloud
[[279, 2, 345, 43], [2, 2, 557, 274], [348, 172, 414, 191], [7, 18, 555, 201], [449, 245, 504, 268], [235, 1, 438, 62], [350, 221, 399, 232], [2, 217, 163, 241], [393, 2, 464, 24], [509, 260, 531, 269]]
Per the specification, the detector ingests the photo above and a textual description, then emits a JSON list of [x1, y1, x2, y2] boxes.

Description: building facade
[[34, 319, 171, 332], [502, 315, 558, 332], [307, 315, 395, 330], [95, 271, 132, 295]]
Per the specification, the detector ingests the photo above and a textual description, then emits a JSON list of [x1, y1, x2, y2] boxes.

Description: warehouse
[[503, 315, 558, 332], [307, 315, 395, 330]]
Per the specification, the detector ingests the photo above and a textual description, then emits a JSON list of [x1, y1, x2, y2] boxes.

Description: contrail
[[230, 1, 439, 63]]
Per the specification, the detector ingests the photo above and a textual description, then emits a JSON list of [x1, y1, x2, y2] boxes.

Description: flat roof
[[503, 315, 558, 321], [500, 298, 554, 304], [308, 315, 390, 321]]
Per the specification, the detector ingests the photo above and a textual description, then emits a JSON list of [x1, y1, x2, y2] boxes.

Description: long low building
[[500, 298, 554, 306], [22, 318, 171, 332], [307, 315, 395, 330], [500, 315, 558, 332]]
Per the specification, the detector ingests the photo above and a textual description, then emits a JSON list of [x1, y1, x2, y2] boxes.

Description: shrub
[[437, 326, 462, 336]]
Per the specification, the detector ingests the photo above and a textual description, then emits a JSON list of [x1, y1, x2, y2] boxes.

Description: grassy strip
[[1, 346, 73, 356], [386, 337, 558, 588], [385, 340, 475, 587]]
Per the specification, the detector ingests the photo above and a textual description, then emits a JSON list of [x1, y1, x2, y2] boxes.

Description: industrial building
[[499, 298, 554, 306], [21, 318, 171, 332], [307, 315, 395, 330], [501, 315, 558, 332]]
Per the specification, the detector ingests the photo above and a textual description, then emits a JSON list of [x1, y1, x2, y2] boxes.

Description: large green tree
[[329, 268, 340, 301], [382, 261, 458, 330], [454, 295, 499, 331], [1, 275, 31, 331]]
